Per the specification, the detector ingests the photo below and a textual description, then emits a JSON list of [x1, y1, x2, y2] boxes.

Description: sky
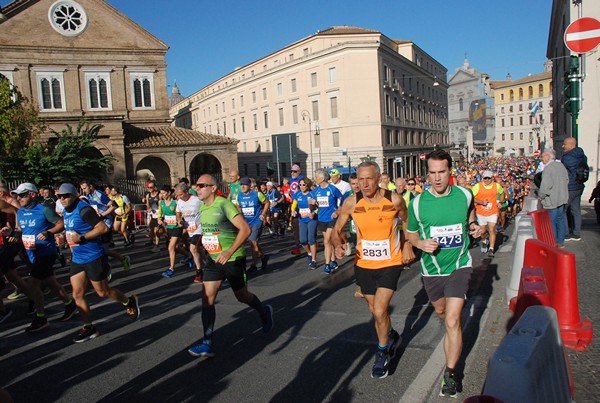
[[3, 0, 553, 97]]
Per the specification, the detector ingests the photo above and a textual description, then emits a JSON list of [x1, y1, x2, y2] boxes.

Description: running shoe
[[323, 264, 332, 275], [262, 305, 274, 333], [188, 339, 215, 357], [291, 246, 302, 255], [306, 254, 313, 265], [60, 300, 77, 322], [371, 349, 390, 379], [261, 254, 269, 271], [26, 316, 48, 332], [247, 265, 258, 275], [151, 245, 160, 253], [73, 325, 100, 343], [439, 368, 462, 397], [487, 248, 495, 258], [179, 256, 192, 265], [126, 294, 140, 319], [7, 289, 26, 300], [122, 256, 131, 272], [308, 260, 317, 270], [480, 239, 489, 253], [330, 261, 338, 272], [0, 307, 13, 324], [162, 268, 175, 278], [388, 329, 401, 359], [26, 300, 35, 315], [193, 275, 202, 283]]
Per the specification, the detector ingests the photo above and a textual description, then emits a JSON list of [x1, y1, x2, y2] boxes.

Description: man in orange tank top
[[472, 170, 505, 257], [332, 161, 415, 379]]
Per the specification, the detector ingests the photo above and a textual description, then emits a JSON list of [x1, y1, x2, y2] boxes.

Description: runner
[[472, 170, 504, 257], [332, 161, 414, 378], [109, 186, 134, 247], [265, 181, 284, 237], [291, 178, 318, 269], [236, 177, 270, 274], [406, 150, 484, 397], [227, 170, 241, 204], [288, 165, 305, 255], [157, 185, 190, 277], [58, 183, 140, 342], [144, 180, 161, 253], [187, 174, 273, 358]]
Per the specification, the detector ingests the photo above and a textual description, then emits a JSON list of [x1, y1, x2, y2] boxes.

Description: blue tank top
[[311, 184, 342, 223], [63, 200, 105, 264], [237, 191, 264, 227], [18, 203, 57, 262], [293, 191, 317, 223]]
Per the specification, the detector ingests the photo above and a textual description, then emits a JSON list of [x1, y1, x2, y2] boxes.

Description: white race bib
[[242, 207, 254, 217], [361, 239, 391, 260], [164, 215, 177, 225], [430, 224, 463, 248], [299, 208, 311, 218], [22, 234, 36, 250], [202, 234, 222, 254], [317, 196, 329, 207]]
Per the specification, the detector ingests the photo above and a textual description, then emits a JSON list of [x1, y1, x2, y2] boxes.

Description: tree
[[23, 120, 115, 185], [0, 75, 45, 178], [496, 147, 506, 155]]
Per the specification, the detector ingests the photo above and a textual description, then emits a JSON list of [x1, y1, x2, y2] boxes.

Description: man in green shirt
[[406, 150, 484, 398], [187, 174, 274, 358]]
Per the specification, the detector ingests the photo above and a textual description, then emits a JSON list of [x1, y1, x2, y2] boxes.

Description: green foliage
[[496, 147, 506, 155], [23, 120, 115, 185], [0, 76, 45, 177]]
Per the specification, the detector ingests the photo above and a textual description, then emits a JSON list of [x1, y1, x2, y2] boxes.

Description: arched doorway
[[189, 153, 222, 184], [136, 156, 171, 184]]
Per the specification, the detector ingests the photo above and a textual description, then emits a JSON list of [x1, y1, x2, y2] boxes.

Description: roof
[[124, 125, 238, 148], [316, 26, 380, 35], [490, 71, 552, 89]]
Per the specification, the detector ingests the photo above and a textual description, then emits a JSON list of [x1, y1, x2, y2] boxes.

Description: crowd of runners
[[0, 153, 539, 398]]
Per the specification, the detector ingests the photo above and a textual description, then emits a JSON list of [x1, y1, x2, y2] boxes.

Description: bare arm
[[332, 195, 355, 259]]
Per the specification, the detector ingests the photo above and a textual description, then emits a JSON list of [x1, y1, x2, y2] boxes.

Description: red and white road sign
[[419, 153, 426, 161], [564, 17, 600, 54], [533, 150, 540, 158]]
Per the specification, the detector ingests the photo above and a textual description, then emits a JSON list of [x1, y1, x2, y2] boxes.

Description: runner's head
[[356, 161, 381, 197], [195, 174, 218, 202], [426, 150, 453, 196]]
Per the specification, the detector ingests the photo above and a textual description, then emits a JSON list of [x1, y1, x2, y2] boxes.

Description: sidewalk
[[445, 204, 600, 402]]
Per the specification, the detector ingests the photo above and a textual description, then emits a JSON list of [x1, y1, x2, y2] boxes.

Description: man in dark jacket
[[561, 137, 586, 241]]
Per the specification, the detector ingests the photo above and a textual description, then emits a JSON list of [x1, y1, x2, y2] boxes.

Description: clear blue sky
[[4, 0, 553, 97]]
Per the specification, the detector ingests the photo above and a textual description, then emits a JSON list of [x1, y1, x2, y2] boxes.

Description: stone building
[[170, 26, 449, 181], [0, 0, 237, 187]]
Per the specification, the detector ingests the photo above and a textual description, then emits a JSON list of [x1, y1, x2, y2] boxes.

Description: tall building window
[[519, 133, 523, 140], [385, 94, 391, 117], [263, 111, 269, 128], [383, 65, 389, 83], [510, 133, 514, 140], [37, 71, 66, 111], [240, 95, 244, 107], [253, 113, 257, 130], [328, 67, 336, 83], [394, 97, 399, 118], [85, 71, 111, 110], [330, 97, 338, 119], [386, 129, 392, 145], [233, 118, 237, 134], [231, 98, 235, 109], [292, 105, 299, 124], [278, 107, 284, 126], [528, 86, 534, 98], [252, 91, 256, 103], [311, 100, 319, 121], [311, 72, 317, 87], [262, 87, 267, 100], [277, 82, 283, 97], [332, 131, 339, 147], [291, 78, 297, 93], [538, 84, 544, 97], [131, 73, 154, 109], [241, 116, 246, 132]]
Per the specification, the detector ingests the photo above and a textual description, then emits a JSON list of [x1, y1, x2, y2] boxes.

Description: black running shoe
[[261, 254, 269, 271], [439, 368, 462, 398], [126, 294, 140, 319], [388, 329, 401, 359], [26, 316, 49, 332], [60, 300, 77, 322], [73, 325, 100, 343]]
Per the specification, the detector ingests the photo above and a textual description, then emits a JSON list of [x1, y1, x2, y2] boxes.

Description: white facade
[[170, 27, 449, 181]]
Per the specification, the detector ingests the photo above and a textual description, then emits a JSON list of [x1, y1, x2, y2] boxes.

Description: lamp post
[[301, 109, 314, 177]]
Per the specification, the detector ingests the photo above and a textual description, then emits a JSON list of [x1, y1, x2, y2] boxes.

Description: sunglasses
[[195, 183, 214, 188], [407, 183, 415, 185], [483, 177, 492, 180], [57, 194, 71, 199], [291, 170, 298, 173], [299, 183, 308, 186], [15, 192, 30, 198]]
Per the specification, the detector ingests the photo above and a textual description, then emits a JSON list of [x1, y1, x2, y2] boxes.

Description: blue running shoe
[[323, 264, 332, 275], [162, 268, 174, 278], [330, 261, 338, 272], [308, 260, 317, 270], [306, 254, 313, 265], [262, 305, 274, 333], [388, 329, 400, 359], [480, 239, 488, 253], [188, 340, 215, 358], [371, 349, 390, 379]]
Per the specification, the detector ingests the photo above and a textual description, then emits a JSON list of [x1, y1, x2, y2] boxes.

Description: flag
[[530, 101, 540, 116]]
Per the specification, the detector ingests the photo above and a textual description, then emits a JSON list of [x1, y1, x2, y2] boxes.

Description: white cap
[[11, 182, 37, 195]]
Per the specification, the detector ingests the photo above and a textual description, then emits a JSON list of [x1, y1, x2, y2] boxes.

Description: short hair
[[160, 184, 173, 193], [349, 173, 357, 180], [426, 149, 453, 170], [357, 160, 381, 174], [314, 169, 330, 182], [299, 177, 313, 188], [175, 182, 189, 193], [179, 177, 190, 185], [542, 148, 556, 159]]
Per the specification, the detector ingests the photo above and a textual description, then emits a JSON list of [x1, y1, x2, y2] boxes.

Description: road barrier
[[527, 209, 555, 246], [511, 239, 593, 351], [506, 215, 536, 305], [482, 306, 574, 402]]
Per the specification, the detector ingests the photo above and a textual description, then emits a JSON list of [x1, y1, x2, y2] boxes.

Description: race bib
[[317, 196, 329, 207], [242, 207, 254, 217], [202, 234, 222, 254], [361, 239, 391, 261], [65, 230, 79, 247], [186, 223, 198, 233], [164, 215, 177, 225], [299, 208, 311, 218], [483, 202, 493, 211], [22, 234, 36, 250], [430, 224, 463, 249]]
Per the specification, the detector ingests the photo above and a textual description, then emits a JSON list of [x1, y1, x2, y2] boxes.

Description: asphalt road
[[1, 228, 504, 403]]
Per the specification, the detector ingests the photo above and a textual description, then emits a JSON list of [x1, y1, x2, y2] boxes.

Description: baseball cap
[[266, 181, 273, 186], [57, 183, 79, 196], [240, 177, 252, 185], [11, 182, 37, 195], [291, 164, 301, 172], [483, 170, 493, 179], [329, 168, 341, 176]]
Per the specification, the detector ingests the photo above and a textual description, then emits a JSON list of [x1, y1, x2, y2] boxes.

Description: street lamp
[[301, 109, 314, 177]]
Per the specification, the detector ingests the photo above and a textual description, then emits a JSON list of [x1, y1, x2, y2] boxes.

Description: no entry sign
[[564, 17, 600, 53]]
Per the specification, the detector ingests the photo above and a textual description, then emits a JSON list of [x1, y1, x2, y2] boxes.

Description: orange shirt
[[473, 182, 502, 216], [352, 190, 404, 269]]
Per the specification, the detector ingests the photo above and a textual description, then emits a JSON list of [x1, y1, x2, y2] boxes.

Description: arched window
[[509, 89, 514, 101], [528, 86, 533, 98], [538, 84, 544, 97]]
